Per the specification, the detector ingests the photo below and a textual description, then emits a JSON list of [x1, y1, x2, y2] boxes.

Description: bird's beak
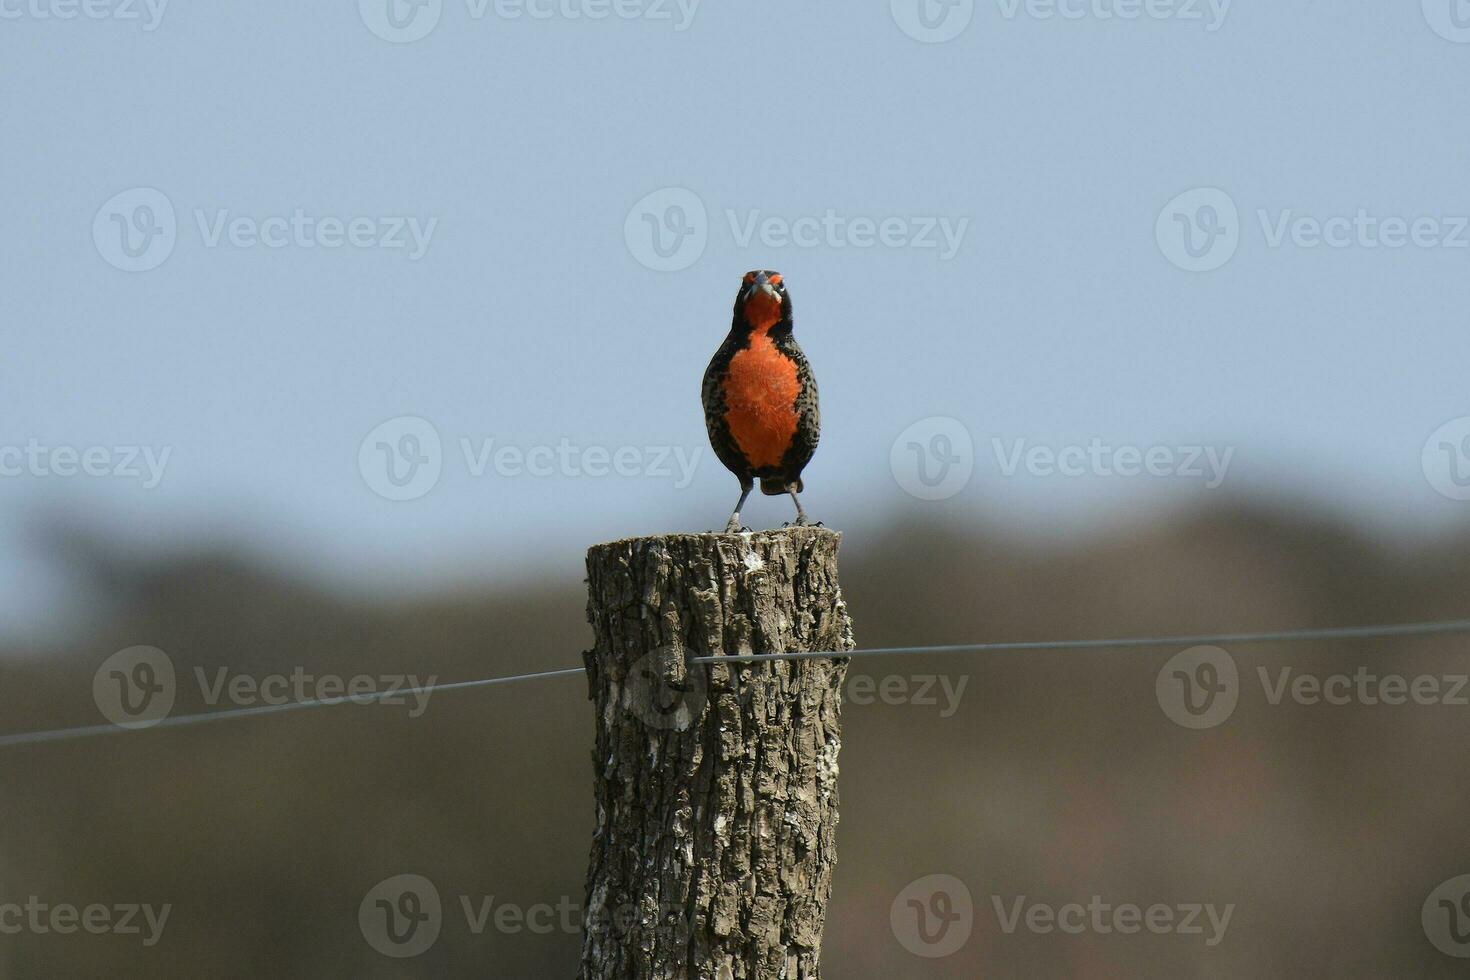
[[742, 274, 779, 305]]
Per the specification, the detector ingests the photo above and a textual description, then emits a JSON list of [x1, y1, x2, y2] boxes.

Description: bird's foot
[[782, 517, 821, 528], [723, 520, 753, 533]]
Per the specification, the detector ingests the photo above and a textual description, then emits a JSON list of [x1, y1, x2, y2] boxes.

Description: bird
[[702, 270, 820, 533]]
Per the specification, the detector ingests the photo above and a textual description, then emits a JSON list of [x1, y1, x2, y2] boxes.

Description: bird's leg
[[724, 479, 754, 533], [787, 486, 814, 527]]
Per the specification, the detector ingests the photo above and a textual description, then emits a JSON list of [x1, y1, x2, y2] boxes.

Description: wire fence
[[2, 618, 1468, 751], [691, 619, 1470, 663]]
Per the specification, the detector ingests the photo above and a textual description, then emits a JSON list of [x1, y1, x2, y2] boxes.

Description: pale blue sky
[[3, 2, 1469, 632]]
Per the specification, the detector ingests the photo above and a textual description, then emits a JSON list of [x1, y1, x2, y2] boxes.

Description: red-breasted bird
[[702, 270, 820, 532]]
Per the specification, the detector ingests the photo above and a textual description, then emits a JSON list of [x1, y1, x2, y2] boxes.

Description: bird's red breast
[[720, 318, 800, 470]]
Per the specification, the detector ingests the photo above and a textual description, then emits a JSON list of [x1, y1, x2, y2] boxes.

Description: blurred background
[[4, 1, 1470, 976]]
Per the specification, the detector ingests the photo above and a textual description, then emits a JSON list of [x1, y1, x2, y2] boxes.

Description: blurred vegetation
[[2, 501, 1469, 977]]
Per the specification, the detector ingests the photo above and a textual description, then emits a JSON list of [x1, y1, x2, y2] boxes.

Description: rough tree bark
[[580, 528, 854, 980]]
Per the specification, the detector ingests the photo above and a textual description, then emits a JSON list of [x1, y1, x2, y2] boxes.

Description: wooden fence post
[[580, 528, 854, 980]]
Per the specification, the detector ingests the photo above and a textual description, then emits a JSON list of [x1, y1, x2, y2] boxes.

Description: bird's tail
[[760, 477, 801, 496]]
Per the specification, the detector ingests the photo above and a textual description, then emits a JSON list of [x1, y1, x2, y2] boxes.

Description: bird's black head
[[733, 270, 792, 335]]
